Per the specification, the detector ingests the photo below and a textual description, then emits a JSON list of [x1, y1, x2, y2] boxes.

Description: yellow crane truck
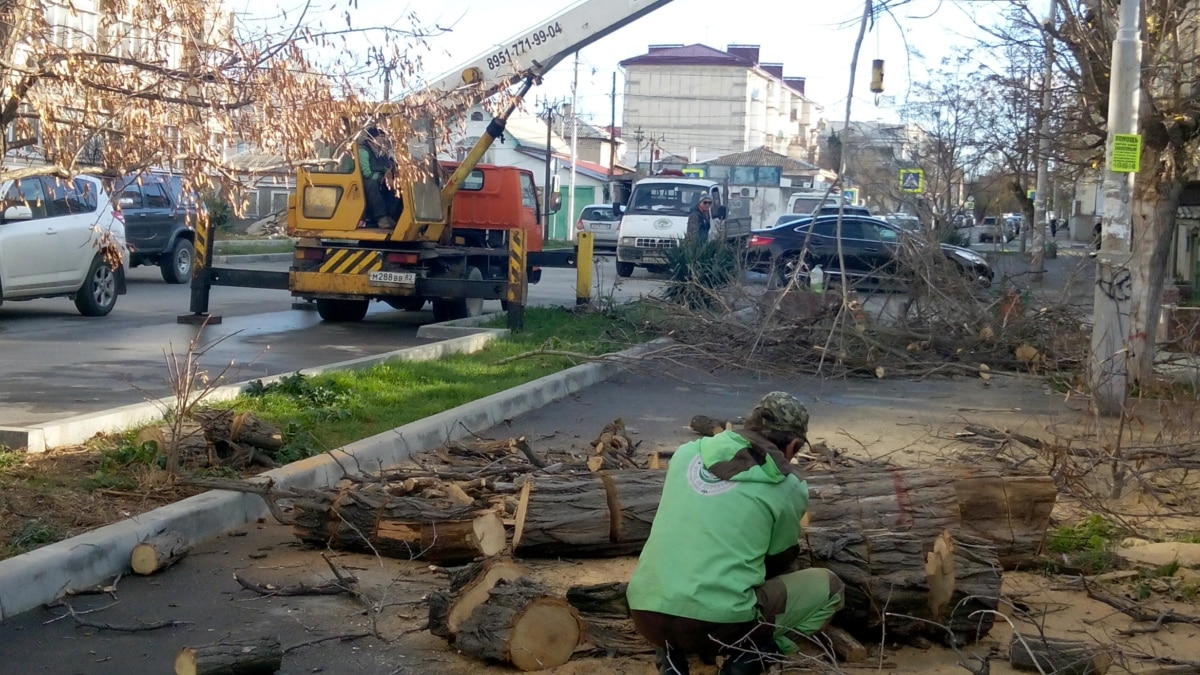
[[181, 0, 677, 328]]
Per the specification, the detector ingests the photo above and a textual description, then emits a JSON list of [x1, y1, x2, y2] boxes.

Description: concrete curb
[[0, 329, 506, 453], [0, 338, 663, 621]]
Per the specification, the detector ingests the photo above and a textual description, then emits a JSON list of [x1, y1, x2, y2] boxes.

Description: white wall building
[[620, 44, 822, 162]]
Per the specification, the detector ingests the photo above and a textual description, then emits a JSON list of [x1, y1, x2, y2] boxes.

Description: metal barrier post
[[178, 211, 223, 325], [575, 231, 593, 306], [507, 230, 528, 330]]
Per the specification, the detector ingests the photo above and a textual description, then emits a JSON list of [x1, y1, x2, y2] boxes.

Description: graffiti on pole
[[1097, 267, 1132, 302]]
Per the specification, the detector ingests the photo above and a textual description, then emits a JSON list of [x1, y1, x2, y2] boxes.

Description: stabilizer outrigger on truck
[[179, 0, 678, 329]]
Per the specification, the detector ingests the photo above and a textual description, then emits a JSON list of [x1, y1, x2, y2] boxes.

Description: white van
[[0, 175, 129, 316], [614, 177, 750, 278]]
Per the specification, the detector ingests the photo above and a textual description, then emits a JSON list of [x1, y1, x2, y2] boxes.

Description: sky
[[233, 0, 1010, 129]]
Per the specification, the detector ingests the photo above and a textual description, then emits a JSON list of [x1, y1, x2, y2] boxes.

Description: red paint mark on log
[[889, 468, 914, 529]]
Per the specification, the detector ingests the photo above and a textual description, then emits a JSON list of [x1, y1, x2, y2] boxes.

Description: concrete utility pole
[[1089, 0, 1142, 415], [1031, 0, 1057, 278], [607, 72, 616, 201], [542, 101, 558, 241]]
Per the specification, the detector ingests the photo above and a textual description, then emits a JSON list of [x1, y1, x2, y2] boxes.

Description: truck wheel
[[316, 298, 369, 322], [615, 261, 634, 278], [386, 297, 426, 311], [74, 255, 119, 317], [160, 238, 194, 284], [431, 266, 484, 322]]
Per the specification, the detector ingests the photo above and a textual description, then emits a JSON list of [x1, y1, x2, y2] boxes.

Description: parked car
[[576, 204, 619, 251], [114, 172, 204, 283], [0, 175, 128, 316], [771, 205, 872, 229], [977, 216, 1015, 244], [746, 214, 993, 288]]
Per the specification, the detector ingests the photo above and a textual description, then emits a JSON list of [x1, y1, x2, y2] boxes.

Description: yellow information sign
[[1110, 134, 1142, 173]]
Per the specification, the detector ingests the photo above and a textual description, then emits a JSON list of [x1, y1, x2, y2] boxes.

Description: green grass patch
[[7, 520, 61, 556], [0, 450, 22, 473], [542, 239, 577, 250], [216, 306, 653, 463], [1042, 514, 1124, 575]]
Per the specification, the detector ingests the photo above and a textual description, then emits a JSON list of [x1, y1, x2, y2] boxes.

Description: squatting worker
[[686, 194, 713, 242], [626, 392, 844, 675]]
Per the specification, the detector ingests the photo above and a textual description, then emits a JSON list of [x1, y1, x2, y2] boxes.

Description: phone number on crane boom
[[486, 22, 564, 71]]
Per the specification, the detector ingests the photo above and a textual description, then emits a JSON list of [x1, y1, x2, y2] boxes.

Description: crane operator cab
[[290, 126, 450, 244]]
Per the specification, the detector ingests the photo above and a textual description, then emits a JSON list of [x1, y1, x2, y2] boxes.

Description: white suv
[[0, 175, 128, 316]]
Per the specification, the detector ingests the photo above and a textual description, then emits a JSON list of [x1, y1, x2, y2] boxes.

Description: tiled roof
[[709, 147, 819, 173], [620, 43, 753, 68]]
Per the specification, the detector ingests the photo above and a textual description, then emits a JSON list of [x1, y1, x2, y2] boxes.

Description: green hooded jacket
[[626, 430, 809, 624]]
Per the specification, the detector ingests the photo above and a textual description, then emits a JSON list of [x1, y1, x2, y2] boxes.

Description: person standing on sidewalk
[[686, 194, 713, 242], [626, 392, 845, 675]]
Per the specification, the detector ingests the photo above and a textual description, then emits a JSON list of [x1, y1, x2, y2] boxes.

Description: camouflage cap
[[749, 391, 809, 439]]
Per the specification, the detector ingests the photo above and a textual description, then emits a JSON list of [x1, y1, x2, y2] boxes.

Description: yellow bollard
[[507, 229, 527, 330], [575, 231, 593, 306]]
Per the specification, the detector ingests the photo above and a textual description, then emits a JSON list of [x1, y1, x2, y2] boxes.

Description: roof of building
[[515, 147, 630, 182], [619, 43, 754, 68], [709, 147, 820, 173]]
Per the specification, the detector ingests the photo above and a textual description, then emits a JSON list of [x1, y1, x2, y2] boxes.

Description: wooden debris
[[567, 582, 652, 657], [1009, 635, 1112, 675], [428, 559, 527, 639], [821, 625, 868, 663], [136, 422, 211, 468], [689, 414, 734, 436], [130, 531, 189, 576], [290, 487, 506, 563], [174, 636, 282, 675], [953, 474, 1057, 569], [455, 577, 584, 671]]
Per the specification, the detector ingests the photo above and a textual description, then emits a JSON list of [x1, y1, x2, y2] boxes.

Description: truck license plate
[[368, 271, 416, 285]]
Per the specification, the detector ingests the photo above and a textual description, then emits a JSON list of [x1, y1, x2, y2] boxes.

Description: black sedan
[[746, 215, 993, 288]]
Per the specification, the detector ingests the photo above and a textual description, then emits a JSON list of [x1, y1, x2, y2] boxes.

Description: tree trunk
[[130, 531, 189, 575], [455, 577, 584, 671], [173, 636, 282, 675], [290, 487, 506, 563], [1009, 635, 1113, 675], [428, 559, 527, 639], [136, 423, 212, 468], [1129, 172, 1184, 387], [514, 471, 662, 558], [194, 409, 283, 451], [952, 474, 1056, 568]]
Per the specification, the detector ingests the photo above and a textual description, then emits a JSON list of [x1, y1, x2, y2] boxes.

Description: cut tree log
[[136, 423, 212, 468], [194, 409, 283, 451], [290, 487, 506, 563], [130, 531, 189, 575], [428, 559, 527, 639], [174, 636, 282, 675], [689, 415, 734, 436], [1009, 635, 1113, 675], [455, 577, 584, 671], [514, 471, 662, 558], [953, 474, 1057, 569], [820, 625, 867, 663], [567, 582, 653, 657]]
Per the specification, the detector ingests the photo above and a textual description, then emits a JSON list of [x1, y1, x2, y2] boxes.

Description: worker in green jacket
[[627, 392, 844, 675], [357, 127, 396, 228]]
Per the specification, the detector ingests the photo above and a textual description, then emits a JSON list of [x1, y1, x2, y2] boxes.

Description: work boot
[[376, 216, 396, 229], [655, 646, 690, 675], [717, 646, 780, 675]]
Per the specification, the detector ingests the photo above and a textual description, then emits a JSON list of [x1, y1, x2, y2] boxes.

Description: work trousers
[[631, 567, 844, 662]]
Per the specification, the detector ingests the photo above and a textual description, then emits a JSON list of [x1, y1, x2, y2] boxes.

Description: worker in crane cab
[[686, 194, 713, 241], [357, 126, 397, 228], [626, 392, 844, 675]]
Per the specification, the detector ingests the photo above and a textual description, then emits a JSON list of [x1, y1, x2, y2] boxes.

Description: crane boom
[[421, 0, 676, 103]]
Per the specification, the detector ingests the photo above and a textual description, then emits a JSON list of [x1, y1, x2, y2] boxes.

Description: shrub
[[662, 238, 739, 309]]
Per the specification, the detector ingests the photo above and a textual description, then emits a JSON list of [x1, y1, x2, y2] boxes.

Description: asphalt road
[[0, 364, 1061, 674], [0, 257, 664, 428]]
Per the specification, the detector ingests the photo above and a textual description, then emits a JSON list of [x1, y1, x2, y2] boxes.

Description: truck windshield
[[627, 184, 709, 217]]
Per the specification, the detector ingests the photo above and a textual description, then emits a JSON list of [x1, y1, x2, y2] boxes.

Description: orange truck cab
[[442, 162, 545, 254]]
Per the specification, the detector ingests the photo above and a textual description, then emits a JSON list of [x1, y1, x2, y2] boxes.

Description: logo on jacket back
[[686, 454, 736, 496], [653, 219, 672, 230]]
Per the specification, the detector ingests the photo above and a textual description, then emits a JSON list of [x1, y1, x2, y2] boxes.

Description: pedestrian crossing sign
[[899, 169, 924, 193]]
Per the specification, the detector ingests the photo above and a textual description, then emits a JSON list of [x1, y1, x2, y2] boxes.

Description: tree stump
[[136, 422, 212, 468], [1010, 635, 1113, 675], [428, 559, 527, 639], [290, 486, 506, 563], [174, 636, 282, 675], [130, 531, 189, 575], [194, 409, 283, 452], [455, 577, 584, 671]]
